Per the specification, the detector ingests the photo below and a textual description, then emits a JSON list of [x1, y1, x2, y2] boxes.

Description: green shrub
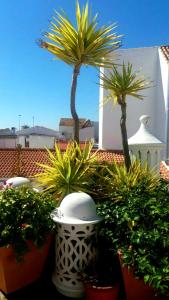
[[97, 178, 169, 296], [107, 160, 159, 200], [87, 161, 112, 203], [0, 186, 56, 260], [89, 160, 159, 204]]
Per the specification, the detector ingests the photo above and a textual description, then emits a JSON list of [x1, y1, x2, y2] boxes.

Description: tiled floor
[[7, 280, 79, 300], [6, 279, 125, 300]]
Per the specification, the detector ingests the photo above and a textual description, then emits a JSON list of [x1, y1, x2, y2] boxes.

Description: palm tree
[[39, 1, 121, 143], [100, 63, 150, 171]]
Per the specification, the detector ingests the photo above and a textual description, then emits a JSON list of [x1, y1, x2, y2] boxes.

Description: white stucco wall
[[79, 127, 95, 141], [92, 121, 99, 142], [29, 135, 55, 148], [158, 49, 169, 156], [17, 136, 26, 147], [59, 125, 73, 140], [0, 138, 16, 148], [99, 46, 167, 152], [17, 135, 55, 148]]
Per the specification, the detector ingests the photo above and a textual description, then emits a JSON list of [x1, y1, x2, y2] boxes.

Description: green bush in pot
[[97, 161, 169, 297], [0, 186, 56, 261]]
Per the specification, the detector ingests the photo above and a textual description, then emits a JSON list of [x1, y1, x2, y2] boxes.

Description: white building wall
[[99, 46, 167, 151], [0, 138, 16, 148], [17, 136, 26, 147], [158, 49, 169, 110], [158, 49, 169, 156], [92, 121, 99, 142], [29, 135, 55, 148], [17, 135, 55, 148], [59, 125, 73, 140], [79, 127, 95, 141]]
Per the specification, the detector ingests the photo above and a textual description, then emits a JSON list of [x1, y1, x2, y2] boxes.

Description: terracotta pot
[[85, 282, 119, 300], [0, 236, 52, 294], [119, 254, 169, 300]]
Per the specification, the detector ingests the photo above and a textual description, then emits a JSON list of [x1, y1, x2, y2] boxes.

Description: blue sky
[[0, 0, 169, 130]]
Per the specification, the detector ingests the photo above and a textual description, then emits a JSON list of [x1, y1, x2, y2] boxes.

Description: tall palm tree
[[100, 63, 150, 171], [39, 1, 121, 143]]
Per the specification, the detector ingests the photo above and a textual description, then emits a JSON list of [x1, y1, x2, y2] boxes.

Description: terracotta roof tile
[[96, 150, 124, 164], [0, 147, 169, 180], [81, 119, 92, 129], [59, 118, 86, 127], [0, 149, 18, 178], [57, 141, 93, 151]]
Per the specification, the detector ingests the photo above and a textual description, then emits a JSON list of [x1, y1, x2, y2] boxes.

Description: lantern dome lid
[[6, 177, 30, 187], [128, 115, 164, 146], [51, 192, 102, 225]]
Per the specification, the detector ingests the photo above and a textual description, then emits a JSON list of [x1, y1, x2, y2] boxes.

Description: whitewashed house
[[17, 126, 60, 148], [99, 45, 169, 159], [59, 118, 99, 142], [0, 128, 17, 148]]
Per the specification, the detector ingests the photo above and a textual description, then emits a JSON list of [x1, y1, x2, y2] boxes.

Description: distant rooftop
[[0, 128, 16, 137], [160, 45, 169, 61], [17, 126, 59, 137], [59, 118, 86, 127]]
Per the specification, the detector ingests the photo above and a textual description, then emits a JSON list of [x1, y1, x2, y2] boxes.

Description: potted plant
[[96, 161, 169, 299], [0, 185, 56, 294], [80, 238, 120, 300]]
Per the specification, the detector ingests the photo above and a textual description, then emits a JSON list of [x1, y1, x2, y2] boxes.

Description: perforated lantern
[[51, 192, 102, 298], [128, 115, 165, 172]]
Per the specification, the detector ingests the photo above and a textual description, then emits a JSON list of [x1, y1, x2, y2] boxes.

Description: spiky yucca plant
[[100, 63, 150, 171], [106, 160, 160, 201], [39, 1, 121, 142], [35, 142, 97, 200]]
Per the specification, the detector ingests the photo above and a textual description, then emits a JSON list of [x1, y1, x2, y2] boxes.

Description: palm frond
[[34, 142, 97, 200], [39, 1, 121, 67], [100, 62, 151, 105]]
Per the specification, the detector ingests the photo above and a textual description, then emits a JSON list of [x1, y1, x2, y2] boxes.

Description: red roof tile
[[96, 150, 124, 164], [0, 149, 18, 178], [59, 118, 86, 127], [0, 147, 168, 180]]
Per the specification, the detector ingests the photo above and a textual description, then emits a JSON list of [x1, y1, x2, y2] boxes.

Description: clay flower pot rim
[[90, 285, 116, 290], [85, 282, 119, 290]]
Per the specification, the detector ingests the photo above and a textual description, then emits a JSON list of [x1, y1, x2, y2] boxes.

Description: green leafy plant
[[97, 178, 169, 296], [35, 142, 97, 200], [90, 160, 160, 204], [0, 186, 56, 260], [87, 161, 113, 203], [106, 160, 160, 201]]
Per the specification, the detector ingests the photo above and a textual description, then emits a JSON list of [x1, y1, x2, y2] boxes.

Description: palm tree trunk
[[120, 103, 131, 171], [70, 65, 81, 143]]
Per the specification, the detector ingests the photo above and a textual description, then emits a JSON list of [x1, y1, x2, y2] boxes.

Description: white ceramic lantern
[[6, 177, 30, 187], [128, 115, 165, 173], [51, 192, 102, 298]]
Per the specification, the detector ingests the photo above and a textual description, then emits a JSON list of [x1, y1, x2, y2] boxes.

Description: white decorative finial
[[139, 115, 150, 126]]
